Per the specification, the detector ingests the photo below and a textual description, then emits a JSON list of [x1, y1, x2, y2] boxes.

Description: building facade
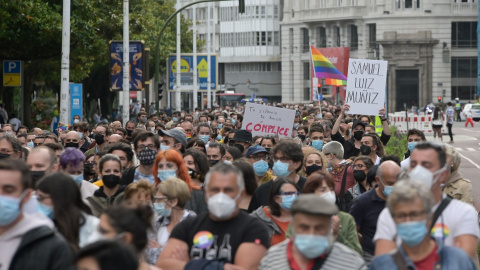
[[281, 0, 477, 112]]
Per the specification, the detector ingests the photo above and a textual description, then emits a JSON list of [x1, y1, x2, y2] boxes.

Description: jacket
[[442, 171, 474, 205], [250, 207, 282, 241], [9, 226, 74, 270], [87, 186, 125, 217]]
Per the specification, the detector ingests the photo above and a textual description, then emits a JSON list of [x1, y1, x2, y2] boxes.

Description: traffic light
[[438, 96, 442, 103], [239, 0, 245, 13], [158, 83, 164, 100]]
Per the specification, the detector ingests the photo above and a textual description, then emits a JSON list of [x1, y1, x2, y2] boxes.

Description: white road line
[[455, 148, 463, 151], [462, 128, 479, 133], [467, 148, 476, 151], [458, 152, 480, 169]]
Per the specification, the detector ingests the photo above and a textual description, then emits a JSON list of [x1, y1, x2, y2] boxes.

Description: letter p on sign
[[3, 60, 22, 87]]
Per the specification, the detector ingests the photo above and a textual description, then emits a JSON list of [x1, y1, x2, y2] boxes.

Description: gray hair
[[445, 144, 460, 173], [0, 134, 22, 154], [204, 163, 245, 193], [322, 141, 344, 159], [387, 179, 433, 218]]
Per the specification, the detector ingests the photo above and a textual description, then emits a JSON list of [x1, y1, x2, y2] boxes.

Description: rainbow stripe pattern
[[311, 45, 348, 83], [325, 78, 347, 86]]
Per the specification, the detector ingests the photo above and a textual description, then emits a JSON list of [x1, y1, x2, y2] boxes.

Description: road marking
[[458, 152, 480, 169], [462, 128, 479, 133], [455, 148, 463, 151], [467, 148, 476, 151]]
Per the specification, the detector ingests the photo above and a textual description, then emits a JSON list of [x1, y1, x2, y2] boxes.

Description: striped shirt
[[259, 239, 367, 270]]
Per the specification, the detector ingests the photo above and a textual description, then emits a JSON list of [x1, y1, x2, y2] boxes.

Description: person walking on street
[[465, 110, 474, 127], [445, 102, 454, 143], [455, 98, 462, 122], [431, 107, 444, 142]]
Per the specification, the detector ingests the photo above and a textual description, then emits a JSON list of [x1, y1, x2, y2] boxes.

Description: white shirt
[[400, 157, 410, 170], [373, 195, 479, 247]]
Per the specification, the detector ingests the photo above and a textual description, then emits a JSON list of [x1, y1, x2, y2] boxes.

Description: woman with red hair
[[153, 149, 207, 214]]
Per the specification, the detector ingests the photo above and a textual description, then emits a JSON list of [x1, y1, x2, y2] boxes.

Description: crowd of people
[[0, 101, 478, 270]]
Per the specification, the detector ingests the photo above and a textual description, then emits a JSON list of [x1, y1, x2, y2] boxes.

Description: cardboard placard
[[242, 103, 295, 138]]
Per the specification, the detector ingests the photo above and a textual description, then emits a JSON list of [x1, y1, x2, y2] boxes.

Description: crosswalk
[[455, 147, 480, 152]]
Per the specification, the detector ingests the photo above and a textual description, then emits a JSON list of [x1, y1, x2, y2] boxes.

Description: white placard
[[345, 59, 388, 115], [242, 103, 296, 138]]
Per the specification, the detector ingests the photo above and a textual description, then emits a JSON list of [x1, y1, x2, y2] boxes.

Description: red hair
[[153, 149, 199, 191]]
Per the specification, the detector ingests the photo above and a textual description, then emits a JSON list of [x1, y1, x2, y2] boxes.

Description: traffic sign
[[3, 61, 22, 87]]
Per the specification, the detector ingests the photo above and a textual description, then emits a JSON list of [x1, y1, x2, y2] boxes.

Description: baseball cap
[[245, 145, 269, 158], [157, 129, 187, 147], [291, 194, 339, 216]]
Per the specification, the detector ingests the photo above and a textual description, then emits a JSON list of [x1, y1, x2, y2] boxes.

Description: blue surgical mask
[[231, 119, 236, 125], [396, 220, 428, 247], [77, 132, 84, 140], [293, 123, 299, 129], [380, 179, 394, 197], [0, 192, 27, 226], [294, 234, 331, 259], [311, 140, 324, 151], [273, 160, 291, 177], [280, 194, 297, 210], [173, 117, 179, 122], [70, 174, 84, 186], [407, 142, 417, 152], [199, 135, 210, 144], [157, 169, 177, 182], [153, 202, 172, 217], [160, 144, 170, 151], [37, 202, 54, 219], [216, 134, 222, 141], [218, 124, 223, 129], [27, 141, 34, 148], [253, 160, 269, 176]]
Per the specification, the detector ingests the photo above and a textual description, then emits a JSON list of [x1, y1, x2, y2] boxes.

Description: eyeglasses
[[279, 191, 300, 196], [250, 155, 269, 161], [137, 144, 157, 151], [392, 210, 426, 222]]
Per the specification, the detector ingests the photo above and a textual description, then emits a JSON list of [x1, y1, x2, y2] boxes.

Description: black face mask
[[0, 153, 10, 160], [65, 142, 79, 149], [31, 170, 46, 188], [305, 164, 322, 176], [353, 170, 366, 182], [189, 168, 199, 179], [209, 159, 219, 167], [84, 163, 95, 175], [94, 134, 105, 145], [297, 134, 306, 142], [353, 131, 364, 141], [360, 145, 372, 155], [88, 133, 95, 139], [126, 129, 133, 136], [102, 174, 121, 188], [232, 144, 244, 153], [264, 147, 272, 153]]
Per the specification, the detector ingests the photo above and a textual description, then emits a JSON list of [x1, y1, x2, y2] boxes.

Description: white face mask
[[320, 191, 336, 204], [207, 191, 241, 220], [409, 164, 446, 188]]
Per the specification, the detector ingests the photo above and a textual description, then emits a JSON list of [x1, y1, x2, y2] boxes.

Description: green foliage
[[31, 92, 57, 129], [384, 126, 407, 160]]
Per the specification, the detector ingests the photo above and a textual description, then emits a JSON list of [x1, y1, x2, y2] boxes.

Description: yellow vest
[[374, 116, 383, 136]]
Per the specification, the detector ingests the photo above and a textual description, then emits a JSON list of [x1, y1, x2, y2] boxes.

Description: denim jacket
[[369, 238, 476, 270]]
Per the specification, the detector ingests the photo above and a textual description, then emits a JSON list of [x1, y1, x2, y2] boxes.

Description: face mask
[[294, 234, 331, 259], [153, 202, 172, 217], [31, 170, 46, 188], [70, 174, 84, 186], [160, 144, 170, 151], [157, 169, 177, 182], [37, 202, 54, 219], [140, 118, 147, 124], [207, 192, 241, 220], [273, 160, 292, 178], [353, 130, 364, 141], [189, 168, 199, 179], [311, 140, 324, 151], [396, 220, 428, 247], [216, 134, 222, 141], [231, 119, 236, 125], [218, 124, 223, 129], [150, 127, 155, 133], [0, 153, 10, 160], [253, 160, 269, 176], [173, 117, 179, 122], [209, 159, 219, 167], [65, 142, 79, 149], [94, 134, 105, 145], [297, 134, 306, 142], [360, 145, 372, 155], [137, 148, 158, 165], [305, 164, 322, 176], [280, 194, 297, 210], [264, 147, 271, 153], [353, 170, 366, 182], [27, 141, 34, 148], [293, 123, 299, 129], [409, 164, 445, 188], [73, 119, 80, 124], [380, 179, 394, 197], [407, 142, 417, 152], [320, 191, 336, 204], [199, 135, 210, 144], [77, 132, 84, 140], [102, 174, 120, 188], [84, 163, 95, 175], [0, 191, 27, 226], [126, 129, 133, 136]]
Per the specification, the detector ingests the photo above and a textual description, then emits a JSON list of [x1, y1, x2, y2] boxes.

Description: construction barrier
[[388, 112, 446, 135]]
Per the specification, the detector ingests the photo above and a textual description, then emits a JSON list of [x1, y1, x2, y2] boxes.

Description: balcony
[[451, 2, 478, 13], [295, 6, 368, 22]]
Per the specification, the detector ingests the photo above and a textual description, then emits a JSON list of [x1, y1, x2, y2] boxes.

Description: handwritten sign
[[345, 59, 388, 115], [242, 103, 295, 138]]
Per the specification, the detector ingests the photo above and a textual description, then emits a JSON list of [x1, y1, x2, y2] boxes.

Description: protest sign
[[345, 59, 388, 115], [242, 103, 295, 138]]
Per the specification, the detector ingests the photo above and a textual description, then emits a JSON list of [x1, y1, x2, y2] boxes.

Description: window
[[303, 62, 310, 80], [350, 25, 358, 50], [316, 27, 326, 48], [274, 6, 279, 18], [451, 86, 476, 100], [289, 28, 294, 53], [302, 28, 309, 52], [452, 21, 477, 48], [261, 32, 267, 46], [451, 58, 477, 78], [261, 6, 266, 18], [267, 32, 273, 46], [274, 32, 280, 46], [405, 0, 413, 8], [368, 24, 377, 48], [396, 0, 401, 9]]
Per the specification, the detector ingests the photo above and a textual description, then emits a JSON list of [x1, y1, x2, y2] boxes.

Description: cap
[[158, 129, 187, 147], [291, 194, 339, 216], [245, 145, 268, 158], [352, 120, 365, 130], [231, 129, 252, 143]]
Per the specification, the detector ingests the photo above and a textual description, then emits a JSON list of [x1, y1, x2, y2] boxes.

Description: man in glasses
[[246, 145, 273, 186]]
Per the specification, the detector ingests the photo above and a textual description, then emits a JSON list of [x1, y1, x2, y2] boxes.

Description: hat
[[352, 120, 365, 130], [158, 129, 187, 147], [231, 130, 252, 143], [291, 194, 339, 216], [245, 145, 268, 158]]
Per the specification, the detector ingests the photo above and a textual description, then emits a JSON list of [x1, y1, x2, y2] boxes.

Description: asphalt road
[[426, 121, 480, 210]]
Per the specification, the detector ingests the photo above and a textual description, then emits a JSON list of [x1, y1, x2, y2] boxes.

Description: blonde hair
[[124, 179, 155, 202], [155, 178, 191, 208]]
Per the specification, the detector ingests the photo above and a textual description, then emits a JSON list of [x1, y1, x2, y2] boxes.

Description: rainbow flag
[[311, 45, 347, 83], [325, 78, 347, 86]]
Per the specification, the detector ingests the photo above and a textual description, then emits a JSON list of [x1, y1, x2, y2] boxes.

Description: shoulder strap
[[391, 249, 409, 270], [430, 196, 453, 232], [339, 166, 349, 201]]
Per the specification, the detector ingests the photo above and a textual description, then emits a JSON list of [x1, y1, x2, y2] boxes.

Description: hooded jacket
[[442, 171, 473, 205]]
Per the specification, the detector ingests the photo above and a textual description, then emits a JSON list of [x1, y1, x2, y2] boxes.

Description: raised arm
[[332, 104, 350, 135], [379, 108, 390, 136]]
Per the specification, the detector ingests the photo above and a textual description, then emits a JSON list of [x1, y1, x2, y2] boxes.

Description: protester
[[301, 147, 327, 177], [346, 156, 375, 205], [400, 128, 426, 169], [445, 102, 454, 143], [183, 148, 210, 188], [0, 134, 22, 159], [246, 144, 274, 186], [206, 142, 225, 166], [124, 179, 154, 207], [84, 124, 111, 156], [230, 129, 253, 155], [442, 144, 474, 205], [222, 146, 242, 162], [360, 133, 383, 164], [322, 141, 355, 204], [107, 142, 134, 173], [122, 132, 160, 185], [331, 104, 364, 159], [26, 146, 59, 187]]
